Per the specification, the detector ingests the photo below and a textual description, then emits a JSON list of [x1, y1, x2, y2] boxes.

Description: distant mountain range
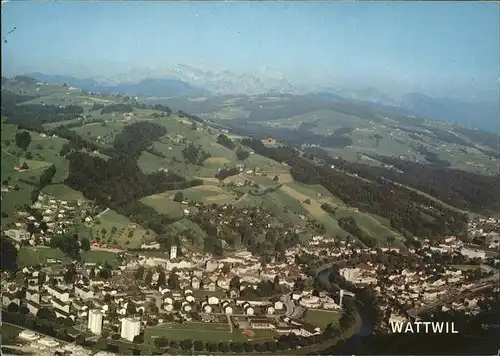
[[26, 67, 498, 133], [27, 72, 209, 98], [399, 93, 499, 133]]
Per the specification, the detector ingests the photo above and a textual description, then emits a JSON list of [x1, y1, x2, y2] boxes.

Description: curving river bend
[[317, 267, 375, 354]]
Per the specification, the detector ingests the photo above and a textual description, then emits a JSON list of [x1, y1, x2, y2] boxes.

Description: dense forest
[[236, 147, 250, 160], [64, 152, 202, 234], [152, 104, 172, 116], [216, 134, 236, 150], [332, 126, 355, 136], [215, 167, 239, 180], [1, 90, 83, 131], [113, 122, 167, 158], [100, 103, 135, 114], [299, 143, 499, 215], [177, 110, 205, 124], [226, 120, 353, 149], [241, 137, 469, 239], [334, 156, 500, 215], [182, 143, 211, 166], [65, 152, 198, 206]]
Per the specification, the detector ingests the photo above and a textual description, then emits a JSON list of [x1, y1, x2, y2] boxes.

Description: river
[[317, 267, 376, 354]]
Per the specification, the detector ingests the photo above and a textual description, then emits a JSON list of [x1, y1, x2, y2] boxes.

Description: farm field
[[16, 247, 69, 267], [140, 193, 184, 220], [81, 250, 120, 267], [41, 183, 86, 202], [137, 151, 170, 174], [1, 187, 32, 228], [240, 173, 281, 189], [1, 123, 18, 141], [166, 218, 207, 247], [72, 121, 125, 146], [303, 309, 341, 330], [286, 182, 345, 206], [92, 209, 155, 249], [334, 207, 403, 245], [1, 125, 70, 184], [278, 183, 403, 244], [173, 185, 237, 205], [251, 329, 280, 341], [279, 185, 329, 219]]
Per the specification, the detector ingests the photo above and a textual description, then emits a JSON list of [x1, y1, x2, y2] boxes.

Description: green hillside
[[1, 77, 410, 249]]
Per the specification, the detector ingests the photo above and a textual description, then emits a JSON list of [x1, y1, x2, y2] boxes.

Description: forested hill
[[330, 156, 500, 216], [241, 138, 482, 240]]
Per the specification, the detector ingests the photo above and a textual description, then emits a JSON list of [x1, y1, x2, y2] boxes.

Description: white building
[[19, 330, 39, 341], [170, 245, 178, 260], [339, 268, 360, 282], [38, 337, 60, 347], [46, 285, 69, 302], [461, 248, 486, 260], [121, 317, 141, 342], [75, 285, 94, 300], [88, 309, 103, 335]]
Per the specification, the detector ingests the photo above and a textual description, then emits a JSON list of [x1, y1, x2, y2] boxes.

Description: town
[[1, 190, 499, 355]]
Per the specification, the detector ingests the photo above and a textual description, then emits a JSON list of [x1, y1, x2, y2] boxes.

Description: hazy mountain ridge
[[400, 93, 499, 133], [25, 67, 498, 133], [26, 72, 209, 98]]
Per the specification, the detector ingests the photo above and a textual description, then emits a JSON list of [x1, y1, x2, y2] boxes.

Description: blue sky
[[1, 1, 499, 100]]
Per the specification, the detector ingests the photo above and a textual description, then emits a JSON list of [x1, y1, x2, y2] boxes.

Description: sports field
[[303, 309, 341, 330], [144, 322, 246, 343]]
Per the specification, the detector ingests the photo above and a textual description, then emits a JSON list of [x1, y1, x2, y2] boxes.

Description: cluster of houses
[[295, 228, 499, 331], [2, 240, 344, 346], [468, 216, 500, 251], [3, 192, 93, 248]]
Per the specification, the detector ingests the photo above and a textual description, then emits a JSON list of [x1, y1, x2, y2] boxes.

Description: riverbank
[[315, 266, 377, 354]]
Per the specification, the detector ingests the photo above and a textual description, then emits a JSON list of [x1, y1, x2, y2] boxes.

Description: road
[[233, 193, 249, 205], [226, 315, 233, 333], [281, 293, 305, 319], [96, 207, 110, 217], [90, 246, 125, 253]]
